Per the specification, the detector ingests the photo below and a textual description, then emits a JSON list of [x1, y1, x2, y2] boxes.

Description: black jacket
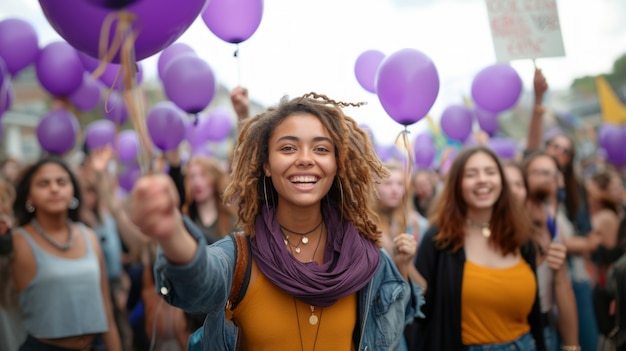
[[410, 226, 546, 351]]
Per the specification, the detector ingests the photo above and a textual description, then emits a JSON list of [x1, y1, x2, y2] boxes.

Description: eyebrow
[[275, 135, 333, 144]]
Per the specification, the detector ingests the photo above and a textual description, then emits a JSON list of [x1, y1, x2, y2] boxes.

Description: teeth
[[290, 176, 318, 183], [476, 188, 490, 194]]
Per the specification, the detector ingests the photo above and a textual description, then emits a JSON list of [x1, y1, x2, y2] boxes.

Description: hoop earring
[[263, 176, 270, 209], [25, 200, 35, 213], [69, 197, 79, 210], [336, 176, 344, 216]]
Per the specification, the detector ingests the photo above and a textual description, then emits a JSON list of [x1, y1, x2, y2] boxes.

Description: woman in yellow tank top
[[130, 94, 424, 351], [412, 146, 547, 351]]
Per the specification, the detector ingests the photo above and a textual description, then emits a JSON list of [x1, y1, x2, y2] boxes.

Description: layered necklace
[[293, 297, 322, 351], [280, 219, 323, 254], [31, 218, 74, 251], [467, 218, 491, 238]]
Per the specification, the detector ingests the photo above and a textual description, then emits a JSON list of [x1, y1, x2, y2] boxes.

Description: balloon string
[[120, 27, 152, 174], [234, 43, 241, 87], [393, 127, 415, 235], [92, 11, 136, 80], [91, 10, 152, 174]]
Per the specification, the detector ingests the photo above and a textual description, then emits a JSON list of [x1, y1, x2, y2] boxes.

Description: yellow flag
[[596, 76, 626, 125]]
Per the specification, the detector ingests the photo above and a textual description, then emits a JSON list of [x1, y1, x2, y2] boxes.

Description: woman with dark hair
[[5, 158, 121, 350], [412, 146, 546, 351], [129, 93, 423, 350]]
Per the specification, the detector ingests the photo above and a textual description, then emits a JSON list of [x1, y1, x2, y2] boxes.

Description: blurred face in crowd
[[461, 151, 503, 213], [377, 168, 405, 211], [545, 135, 573, 168], [188, 163, 215, 204], [526, 155, 559, 203], [504, 165, 527, 205], [1, 159, 19, 183], [29, 163, 75, 215], [413, 171, 433, 200]]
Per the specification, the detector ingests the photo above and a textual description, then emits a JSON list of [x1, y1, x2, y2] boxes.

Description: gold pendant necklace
[[467, 219, 491, 238], [309, 305, 319, 325], [293, 297, 322, 351]]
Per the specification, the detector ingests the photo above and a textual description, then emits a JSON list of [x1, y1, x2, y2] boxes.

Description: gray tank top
[[16, 223, 108, 338]]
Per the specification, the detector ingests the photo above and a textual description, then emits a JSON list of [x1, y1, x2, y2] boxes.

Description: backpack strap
[[227, 232, 252, 313]]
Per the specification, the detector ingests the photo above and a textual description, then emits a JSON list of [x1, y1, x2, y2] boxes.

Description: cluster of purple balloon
[[439, 64, 521, 142], [598, 124, 626, 166]]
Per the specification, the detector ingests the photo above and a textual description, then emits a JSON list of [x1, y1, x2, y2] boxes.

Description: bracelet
[[561, 345, 581, 351]]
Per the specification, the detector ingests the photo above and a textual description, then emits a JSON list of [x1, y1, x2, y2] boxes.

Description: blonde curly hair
[[223, 93, 388, 246]]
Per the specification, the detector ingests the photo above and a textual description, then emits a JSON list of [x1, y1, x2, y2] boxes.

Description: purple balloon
[[414, 132, 434, 146], [118, 164, 141, 192], [201, 0, 263, 44], [158, 43, 196, 80], [39, 0, 208, 63], [487, 137, 517, 160], [85, 119, 117, 150], [98, 62, 144, 90], [471, 64, 522, 113], [36, 42, 84, 97], [440, 105, 473, 142], [116, 129, 139, 163], [203, 107, 234, 142], [376, 48, 440, 126], [162, 55, 216, 114], [70, 73, 102, 111], [414, 140, 436, 168], [597, 124, 618, 147], [103, 91, 128, 125], [0, 19, 39, 76], [146, 101, 186, 151], [354, 50, 385, 93], [600, 125, 626, 166], [36, 109, 79, 154], [474, 108, 498, 136]]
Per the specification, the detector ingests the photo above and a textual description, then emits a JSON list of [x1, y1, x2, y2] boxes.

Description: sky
[[2, 0, 626, 145]]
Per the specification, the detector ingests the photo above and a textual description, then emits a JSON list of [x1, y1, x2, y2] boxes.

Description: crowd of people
[[0, 70, 625, 351]]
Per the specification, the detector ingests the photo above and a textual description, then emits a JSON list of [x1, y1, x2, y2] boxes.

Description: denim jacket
[[154, 217, 424, 351]]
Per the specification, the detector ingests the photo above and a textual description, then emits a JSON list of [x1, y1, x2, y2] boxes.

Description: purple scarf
[[251, 205, 381, 307]]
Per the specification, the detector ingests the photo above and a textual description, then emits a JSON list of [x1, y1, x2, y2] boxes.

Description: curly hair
[[223, 93, 389, 245], [182, 156, 235, 238], [429, 146, 531, 255]]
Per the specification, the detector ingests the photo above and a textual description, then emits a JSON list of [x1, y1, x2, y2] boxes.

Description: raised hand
[[393, 233, 418, 267], [533, 68, 548, 103], [546, 242, 567, 271], [230, 86, 250, 122], [89, 145, 115, 174]]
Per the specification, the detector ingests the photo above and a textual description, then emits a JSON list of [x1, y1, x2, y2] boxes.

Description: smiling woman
[[412, 146, 546, 351], [128, 92, 424, 351]]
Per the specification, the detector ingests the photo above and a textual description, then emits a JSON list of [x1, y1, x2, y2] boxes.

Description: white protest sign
[[485, 0, 566, 62]]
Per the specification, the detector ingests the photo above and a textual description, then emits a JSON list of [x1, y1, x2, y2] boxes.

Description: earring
[[263, 176, 270, 209], [25, 200, 35, 213], [337, 176, 344, 214], [69, 197, 79, 210]]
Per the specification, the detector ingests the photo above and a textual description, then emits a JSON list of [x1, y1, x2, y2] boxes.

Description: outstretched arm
[[526, 68, 548, 152]]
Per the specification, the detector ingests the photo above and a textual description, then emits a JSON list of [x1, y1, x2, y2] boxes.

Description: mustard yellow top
[[232, 271, 357, 351], [461, 259, 536, 345]]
